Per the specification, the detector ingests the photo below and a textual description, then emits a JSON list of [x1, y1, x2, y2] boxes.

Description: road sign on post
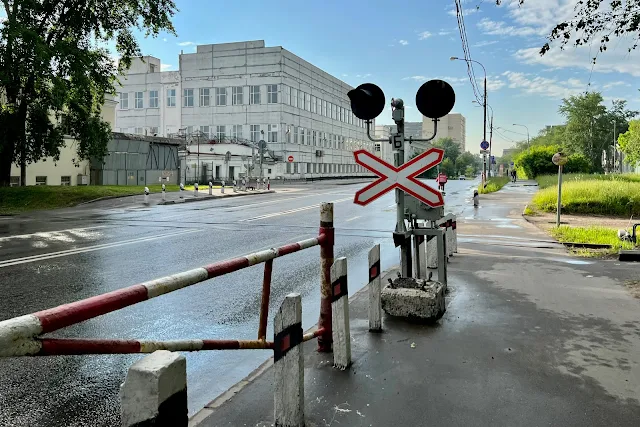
[[353, 148, 444, 207], [287, 155, 294, 162], [480, 140, 489, 150]]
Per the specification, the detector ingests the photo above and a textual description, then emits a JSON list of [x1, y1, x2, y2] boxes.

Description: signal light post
[[348, 80, 456, 277]]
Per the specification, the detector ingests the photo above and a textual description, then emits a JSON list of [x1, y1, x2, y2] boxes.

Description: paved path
[[195, 182, 640, 427]]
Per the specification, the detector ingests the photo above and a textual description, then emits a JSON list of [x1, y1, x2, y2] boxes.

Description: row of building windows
[[118, 84, 368, 128], [285, 162, 367, 174], [10, 176, 71, 186]]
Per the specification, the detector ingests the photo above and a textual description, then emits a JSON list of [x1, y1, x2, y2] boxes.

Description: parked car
[[459, 175, 466, 180]]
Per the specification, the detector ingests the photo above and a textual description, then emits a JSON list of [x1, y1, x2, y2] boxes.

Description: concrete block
[[381, 278, 446, 322], [120, 350, 187, 427]]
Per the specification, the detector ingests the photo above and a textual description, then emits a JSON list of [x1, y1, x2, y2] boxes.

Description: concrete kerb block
[[381, 278, 446, 322], [120, 350, 187, 427], [368, 245, 382, 332], [331, 257, 352, 369], [427, 232, 438, 269], [274, 293, 304, 427]]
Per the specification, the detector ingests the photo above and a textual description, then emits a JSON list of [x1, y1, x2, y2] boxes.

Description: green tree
[[465, 165, 475, 177], [617, 119, 640, 166], [440, 158, 456, 177], [0, 0, 178, 186], [456, 151, 477, 175], [433, 137, 461, 166]]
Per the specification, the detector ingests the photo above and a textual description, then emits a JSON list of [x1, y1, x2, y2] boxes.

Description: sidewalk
[[193, 182, 640, 427]]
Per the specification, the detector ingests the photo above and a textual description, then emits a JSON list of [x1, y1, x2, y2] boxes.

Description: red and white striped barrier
[[0, 237, 322, 357]]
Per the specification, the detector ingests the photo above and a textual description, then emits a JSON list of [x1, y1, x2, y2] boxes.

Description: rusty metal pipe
[[258, 259, 273, 340]]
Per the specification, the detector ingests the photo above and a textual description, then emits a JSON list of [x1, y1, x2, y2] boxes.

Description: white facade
[[374, 125, 393, 164], [115, 41, 375, 180], [422, 113, 466, 151]]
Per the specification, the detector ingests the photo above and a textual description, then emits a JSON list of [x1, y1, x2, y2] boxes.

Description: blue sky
[[133, 1, 638, 155]]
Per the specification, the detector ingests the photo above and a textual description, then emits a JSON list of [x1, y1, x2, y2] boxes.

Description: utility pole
[[489, 112, 494, 177]]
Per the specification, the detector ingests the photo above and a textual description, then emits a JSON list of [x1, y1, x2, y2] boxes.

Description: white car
[[459, 175, 466, 180]]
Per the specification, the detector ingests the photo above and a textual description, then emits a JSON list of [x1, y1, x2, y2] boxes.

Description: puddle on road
[[549, 258, 594, 265]]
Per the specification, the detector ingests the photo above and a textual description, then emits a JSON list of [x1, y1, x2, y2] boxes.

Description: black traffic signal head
[[415, 79, 456, 119], [348, 83, 386, 121]]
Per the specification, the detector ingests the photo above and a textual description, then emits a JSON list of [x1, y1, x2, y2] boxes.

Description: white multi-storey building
[[115, 40, 375, 180], [422, 113, 466, 152]]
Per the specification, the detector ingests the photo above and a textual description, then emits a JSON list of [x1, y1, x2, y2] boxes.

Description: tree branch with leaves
[[0, 0, 177, 186]]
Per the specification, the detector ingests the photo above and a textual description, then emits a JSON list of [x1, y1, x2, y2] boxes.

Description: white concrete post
[[445, 217, 454, 257], [267, 177, 271, 190], [143, 187, 149, 205], [274, 293, 304, 427], [263, 177, 267, 191], [208, 181, 212, 196], [368, 245, 382, 332], [452, 216, 458, 253], [427, 233, 438, 269], [331, 257, 351, 369], [473, 190, 479, 207], [161, 184, 166, 202], [120, 350, 187, 427], [179, 183, 184, 199], [233, 180, 237, 192], [242, 178, 246, 191], [221, 180, 225, 194], [194, 183, 199, 197]]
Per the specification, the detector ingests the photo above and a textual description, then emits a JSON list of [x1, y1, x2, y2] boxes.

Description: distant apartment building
[[422, 113, 466, 151], [502, 148, 517, 158], [374, 125, 393, 164], [114, 40, 375, 180], [387, 122, 422, 140]]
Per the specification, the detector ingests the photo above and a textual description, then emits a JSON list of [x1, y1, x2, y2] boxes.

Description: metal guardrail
[[0, 203, 336, 357]]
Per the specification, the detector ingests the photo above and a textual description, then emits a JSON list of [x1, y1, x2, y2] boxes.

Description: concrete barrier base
[[381, 278, 445, 322]]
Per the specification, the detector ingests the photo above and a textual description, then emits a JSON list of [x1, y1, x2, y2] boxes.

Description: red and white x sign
[[353, 148, 445, 207]]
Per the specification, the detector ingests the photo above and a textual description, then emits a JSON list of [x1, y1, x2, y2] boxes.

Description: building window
[[35, 176, 47, 186], [185, 126, 194, 135], [268, 124, 278, 142], [340, 107, 344, 122], [232, 86, 244, 105], [298, 90, 304, 110], [268, 169, 272, 174], [310, 95, 316, 113], [312, 130, 317, 146], [305, 93, 311, 111], [149, 90, 159, 108], [150, 126, 159, 135], [294, 163, 298, 174], [283, 86, 291, 105], [267, 84, 278, 104], [216, 125, 226, 140], [134, 92, 143, 109], [200, 125, 210, 138], [200, 88, 211, 107], [307, 163, 311, 173], [249, 86, 261, 105], [293, 126, 298, 144], [167, 89, 176, 107], [61, 176, 71, 186], [135, 127, 144, 135], [250, 125, 260, 142], [322, 100, 326, 116], [215, 87, 226, 106], [286, 162, 292, 174], [300, 127, 305, 145], [149, 63, 156, 73], [331, 103, 336, 120], [119, 92, 129, 109], [232, 125, 243, 139], [291, 88, 298, 108], [10, 176, 20, 187], [183, 89, 194, 107], [316, 97, 321, 115]]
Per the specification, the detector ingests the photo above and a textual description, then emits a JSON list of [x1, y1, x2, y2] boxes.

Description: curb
[[190, 266, 398, 426], [159, 190, 275, 206], [77, 194, 134, 206]]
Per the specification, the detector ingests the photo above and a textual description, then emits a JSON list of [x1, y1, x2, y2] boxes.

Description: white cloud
[[399, 40, 409, 46], [438, 29, 452, 36], [502, 70, 586, 99], [418, 31, 432, 40], [403, 76, 427, 81], [161, 64, 173, 71], [603, 81, 630, 89], [177, 41, 196, 46], [342, 73, 348, 77], [515, 45, 640, 77], [486, 76, 505, 91], [446, 5, 479, 17], [477, 18, 541, 37], [473, 40, 499, 48], [403, 76, 469, 86]]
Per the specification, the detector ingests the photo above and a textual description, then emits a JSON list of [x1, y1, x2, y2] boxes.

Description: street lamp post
[[451, 56, 488, 183], [473, 101, 494, 177], [513, 123, 530, 147]]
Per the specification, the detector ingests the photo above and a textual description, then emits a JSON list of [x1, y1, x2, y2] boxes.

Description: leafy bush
[[514, 145, 592, 178], [478, 176, 510, 194]]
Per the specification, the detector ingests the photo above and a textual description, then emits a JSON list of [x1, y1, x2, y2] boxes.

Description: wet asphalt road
[[0, 178, 479, 427]]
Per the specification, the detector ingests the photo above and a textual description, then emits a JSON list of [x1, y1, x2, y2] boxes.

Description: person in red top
[[436, 172, 448, 193]]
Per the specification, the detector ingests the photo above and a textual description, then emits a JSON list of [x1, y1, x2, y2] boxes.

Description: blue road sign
[[491, 156, 496, 164], [480, 140, 489, 150], [510, 162, 514, 167]]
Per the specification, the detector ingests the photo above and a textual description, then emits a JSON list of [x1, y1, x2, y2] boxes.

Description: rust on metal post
[[303, 327, 325, 342], [258, 259, 273, 340], [317, 202, 334, 352]]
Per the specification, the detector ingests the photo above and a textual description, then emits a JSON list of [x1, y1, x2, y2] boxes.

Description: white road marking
[[0, 229, 199, 268], [345, 216, 361, 222], [238, 197, 353, 222], [0, 226, 109, 242]]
